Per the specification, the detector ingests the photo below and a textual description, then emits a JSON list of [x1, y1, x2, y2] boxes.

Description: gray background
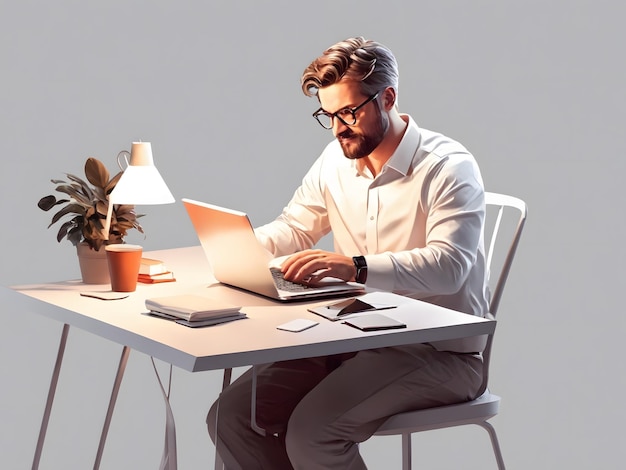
[[1, 1, 624, 469]]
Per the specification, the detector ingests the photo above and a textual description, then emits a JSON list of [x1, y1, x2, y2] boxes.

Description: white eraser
[[276, 319, 319, 332]]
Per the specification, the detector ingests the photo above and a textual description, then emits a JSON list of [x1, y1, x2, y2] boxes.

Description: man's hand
[[280, 250, 356, 285]]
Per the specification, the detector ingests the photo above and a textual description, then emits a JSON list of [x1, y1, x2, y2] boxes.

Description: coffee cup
[[105, 244, 143, 292]]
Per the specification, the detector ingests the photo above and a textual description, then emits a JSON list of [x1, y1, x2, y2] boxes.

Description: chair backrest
[[478, 192, 527, 395], [484, 192, 528, 318]]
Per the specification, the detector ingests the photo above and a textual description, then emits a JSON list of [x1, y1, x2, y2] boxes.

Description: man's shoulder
[[399, 116, 471, 160], [416, 125, 472, 158], [403, 121, 481, 184]]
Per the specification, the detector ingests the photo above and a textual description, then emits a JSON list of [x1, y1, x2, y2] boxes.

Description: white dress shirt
[[256, 115, 490, 341]]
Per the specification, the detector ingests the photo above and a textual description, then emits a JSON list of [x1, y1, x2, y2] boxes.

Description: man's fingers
[[283, 252, 330, 282], [281, 250, 354, 283]]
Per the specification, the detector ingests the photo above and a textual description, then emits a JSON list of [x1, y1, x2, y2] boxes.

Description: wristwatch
[[352, 256, 368, 284]]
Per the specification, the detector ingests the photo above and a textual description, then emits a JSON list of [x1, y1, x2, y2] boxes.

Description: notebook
[[182, 198, 365, 301]]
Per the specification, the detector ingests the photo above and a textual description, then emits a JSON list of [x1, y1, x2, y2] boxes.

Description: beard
[[338, 107, 389, 160]]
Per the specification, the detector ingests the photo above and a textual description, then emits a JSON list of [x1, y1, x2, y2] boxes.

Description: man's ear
[[382, 87, 397, 110]]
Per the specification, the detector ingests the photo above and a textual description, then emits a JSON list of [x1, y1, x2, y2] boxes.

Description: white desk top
[[8, 246, 495, 372]]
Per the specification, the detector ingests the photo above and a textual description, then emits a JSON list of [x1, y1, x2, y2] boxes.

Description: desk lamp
[[103, 141, 175, 239]]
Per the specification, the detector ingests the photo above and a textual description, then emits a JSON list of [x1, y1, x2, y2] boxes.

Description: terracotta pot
[[76, 242, 111, 284]]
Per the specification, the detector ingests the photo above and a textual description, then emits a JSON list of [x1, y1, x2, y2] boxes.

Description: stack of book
[[144, 294, 246, 327], [137, 258, 176, 284]]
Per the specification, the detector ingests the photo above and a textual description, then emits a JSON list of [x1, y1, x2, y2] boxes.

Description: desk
[[9, 245, 496, 469]]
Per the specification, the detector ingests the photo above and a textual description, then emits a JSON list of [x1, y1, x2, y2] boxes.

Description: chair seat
[[375, 391, 501, 435]]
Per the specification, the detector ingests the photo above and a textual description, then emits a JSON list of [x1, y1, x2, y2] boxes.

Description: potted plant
[[38, 157, 144, 283]]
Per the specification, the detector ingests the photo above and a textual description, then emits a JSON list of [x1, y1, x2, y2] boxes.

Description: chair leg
[[477, 422, 505, 470], [401, 433, 412, 470]]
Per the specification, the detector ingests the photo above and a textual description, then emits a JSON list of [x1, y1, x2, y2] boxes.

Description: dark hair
[[301, 37, 399, 99]]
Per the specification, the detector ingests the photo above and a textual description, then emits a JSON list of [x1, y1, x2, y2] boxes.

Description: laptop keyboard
[[270, 267, 314, 292]]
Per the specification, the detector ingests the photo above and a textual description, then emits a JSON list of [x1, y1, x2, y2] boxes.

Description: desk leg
[[32, 323, 70, 470], [93, 346, 131, 470]]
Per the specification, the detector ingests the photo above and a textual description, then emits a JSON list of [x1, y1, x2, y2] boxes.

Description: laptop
[[182, 198, 365, 301]]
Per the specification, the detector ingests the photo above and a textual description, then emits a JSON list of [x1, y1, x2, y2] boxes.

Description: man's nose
[[332, 117, 349, 136]]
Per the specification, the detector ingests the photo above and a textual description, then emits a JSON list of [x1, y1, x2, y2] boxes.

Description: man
[[207, 36, 489, 469]]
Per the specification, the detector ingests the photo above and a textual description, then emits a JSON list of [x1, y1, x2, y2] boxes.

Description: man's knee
[[206, 387, 251, 444], [206, 399, 219, 443], [284, 417, 315, 463], [285, 414, 362, 470], [284, 403, 329, 462]]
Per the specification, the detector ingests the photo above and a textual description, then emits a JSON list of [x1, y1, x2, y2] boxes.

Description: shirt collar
[[383, 114, 420, 176]]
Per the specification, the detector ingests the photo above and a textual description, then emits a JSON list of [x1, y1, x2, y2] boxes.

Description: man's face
[[318, 82, 388, 160]]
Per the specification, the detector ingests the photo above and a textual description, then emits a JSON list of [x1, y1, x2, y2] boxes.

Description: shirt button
[[370, 216, 374, 220]]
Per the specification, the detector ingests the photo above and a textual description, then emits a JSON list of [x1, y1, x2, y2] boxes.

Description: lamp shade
[[110, 142, 175, 205], [103, 142, 175, 239]]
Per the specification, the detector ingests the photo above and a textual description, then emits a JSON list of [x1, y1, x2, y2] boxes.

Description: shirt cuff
[[363, 253, 396, 291]]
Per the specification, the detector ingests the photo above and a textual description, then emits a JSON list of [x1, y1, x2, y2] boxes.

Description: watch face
[[353, 256, 367, 284]]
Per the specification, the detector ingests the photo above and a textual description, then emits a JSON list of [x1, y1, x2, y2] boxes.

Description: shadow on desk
[[203, 283, 286, 307], [201, 282, 351, 309]]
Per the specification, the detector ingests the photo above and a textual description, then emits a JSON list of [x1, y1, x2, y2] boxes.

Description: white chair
[[372, 191, 528, 470]]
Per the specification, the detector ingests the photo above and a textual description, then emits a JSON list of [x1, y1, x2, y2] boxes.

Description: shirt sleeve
[[255, 153, 332, 257], [366, 155, 485, 297]]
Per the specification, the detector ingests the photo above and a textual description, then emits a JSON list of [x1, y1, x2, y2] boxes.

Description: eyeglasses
[[312, 92, 379, 129]]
